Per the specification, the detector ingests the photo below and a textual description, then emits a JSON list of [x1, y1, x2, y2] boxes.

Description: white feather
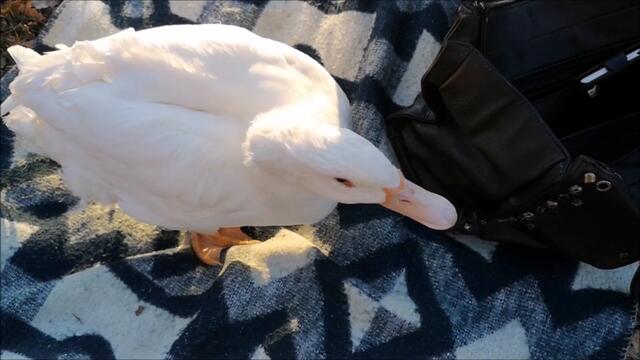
[[2, 24, 399, 234]]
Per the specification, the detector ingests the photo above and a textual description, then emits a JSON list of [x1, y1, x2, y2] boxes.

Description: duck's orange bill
[[382, 174, 457, 230]]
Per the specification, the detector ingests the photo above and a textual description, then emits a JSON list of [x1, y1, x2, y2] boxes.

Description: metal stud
[[479, 219, 487, 226], [571, 198, 583, 207], [522, 212, 535, 221], [558, 194, 570, 202], [568, 185, 582, 195], [536, 206, 546, 214], [463, 222, 473, 232], [596, 180, 612, 192], [584, 172, 596, 184], [546, 200, 558, 209], [525, 222, 536, 230]]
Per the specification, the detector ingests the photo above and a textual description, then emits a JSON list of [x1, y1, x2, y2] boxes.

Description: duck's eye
[[335, 178, 354, 188]]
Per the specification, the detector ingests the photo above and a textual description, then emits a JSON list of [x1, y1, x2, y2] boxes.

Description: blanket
[[1, 1, 638, 359]]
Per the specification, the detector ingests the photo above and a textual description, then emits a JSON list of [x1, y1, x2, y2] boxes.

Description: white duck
[[1, 24, 456, 265]]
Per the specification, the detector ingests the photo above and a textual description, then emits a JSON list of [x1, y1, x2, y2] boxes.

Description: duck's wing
[[3, 24, 349, 129], [53, 25, 337, 118], [4, 80, 246, 223], [121, 25, 346, 118]]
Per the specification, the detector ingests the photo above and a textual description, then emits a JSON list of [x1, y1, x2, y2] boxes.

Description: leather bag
[[386, 0, 640, 269]]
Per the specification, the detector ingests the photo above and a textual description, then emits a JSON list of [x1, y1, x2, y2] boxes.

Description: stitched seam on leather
[[609, 146, 640, 167], [485, 3, 640, 55], [560, 111, 639, 143], [439, 43, 472, 91], [506, 38, 640, 82], [446, 40, 569, 177], [438, 45, 508, 192], [438, 43, 531, 200]]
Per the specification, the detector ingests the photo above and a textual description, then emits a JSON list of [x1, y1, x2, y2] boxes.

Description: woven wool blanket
[[1, 1, 638, 359]]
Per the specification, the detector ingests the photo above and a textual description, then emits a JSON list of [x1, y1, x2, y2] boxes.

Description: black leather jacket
[[386, 0, 640, 269]]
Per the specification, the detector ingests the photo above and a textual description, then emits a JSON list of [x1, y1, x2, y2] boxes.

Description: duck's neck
[[238, 102, 349, 224], [244, 161, 337, 225]]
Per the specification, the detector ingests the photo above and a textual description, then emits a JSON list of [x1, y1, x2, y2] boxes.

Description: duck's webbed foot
[[190, 227, 260, 266]]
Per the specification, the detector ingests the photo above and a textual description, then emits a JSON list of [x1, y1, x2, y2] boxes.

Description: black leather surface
[[483, 0, 640, 82], [386, 0, 640, 268]]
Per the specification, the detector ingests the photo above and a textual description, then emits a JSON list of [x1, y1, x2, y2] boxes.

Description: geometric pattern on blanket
[[1, 1, 637, 359]]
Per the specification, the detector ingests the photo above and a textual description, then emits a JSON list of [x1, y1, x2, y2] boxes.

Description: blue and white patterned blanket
[[1, 1, 638, 359]]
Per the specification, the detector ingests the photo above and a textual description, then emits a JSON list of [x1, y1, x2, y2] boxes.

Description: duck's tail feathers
[[6, 28, 138, 99], [2, 30, 139, 164], [8, 36, 117, 97], [3, 29, 139, 140], [7, 45, 42, 70]]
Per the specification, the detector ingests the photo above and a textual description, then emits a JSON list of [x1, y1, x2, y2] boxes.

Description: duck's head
[[244, 120, 457, 230]]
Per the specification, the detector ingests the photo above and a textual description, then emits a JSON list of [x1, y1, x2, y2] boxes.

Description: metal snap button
[[571, 199, 583, 207], [568, 185, 582, 195], [583, 173, 596, 184], [596, 180, 612, 192]]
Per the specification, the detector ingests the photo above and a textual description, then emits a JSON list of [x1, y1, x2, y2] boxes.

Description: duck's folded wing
[[7, 81, 240, 208], [92, 25, 336, 117], [4, 24, 345, 128]]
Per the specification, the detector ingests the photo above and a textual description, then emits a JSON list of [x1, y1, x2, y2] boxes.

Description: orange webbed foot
[[190, 227, 260, 266]]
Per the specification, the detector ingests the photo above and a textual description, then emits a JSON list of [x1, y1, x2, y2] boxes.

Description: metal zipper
[[474, 1, 487, 53]]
